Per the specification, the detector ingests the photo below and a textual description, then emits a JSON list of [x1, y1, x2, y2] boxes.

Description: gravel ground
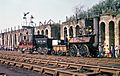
[[0, 64, 44, 76]]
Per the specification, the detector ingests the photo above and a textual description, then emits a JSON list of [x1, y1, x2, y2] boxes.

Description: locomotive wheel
[[29, 50, 33, 54], [78, 44, 90, 57], [37, 47, 48, 55], [37, 47, 42, 54], [51, 50, 55, 55], [18, 48, 24, 53], [51, 51, 57, 55], [58, 50, 64, 56], [69, 44, 77, 56], [42, 48, 48, 55]]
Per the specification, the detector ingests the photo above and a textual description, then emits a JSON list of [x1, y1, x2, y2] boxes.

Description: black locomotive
[[33, 35, 52, 54]]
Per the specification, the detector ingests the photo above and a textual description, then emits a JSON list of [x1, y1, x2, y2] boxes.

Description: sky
[[0, 0, 101, 32]]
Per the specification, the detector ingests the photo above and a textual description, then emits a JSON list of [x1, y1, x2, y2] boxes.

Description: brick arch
[[14, 33, 17, 45], [10, 34, 12, 48], [37, 30, 40, 35], [118, 21, 120, 45], [45, 29, 48, 36], [75, 25, 80, 37], [100, 22, 105, 45], [109, 21, 115, 47], [41, 30, 44, 35], [6, 34, 8, 46], [64, 27, 67, 37], [45, 25, 51, 38], [99, 20, 107, 26], [69, 26, 73, 38]]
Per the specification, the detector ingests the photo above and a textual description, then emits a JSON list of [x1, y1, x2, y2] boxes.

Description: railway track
[[0, 73, 6, 76], [0, 51, 120, 76]]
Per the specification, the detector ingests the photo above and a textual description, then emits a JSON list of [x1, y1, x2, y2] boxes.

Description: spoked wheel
[[42, 48, 48, 55], [29, 49, 33, 54], [37, 47, 42, 54], [58, 50, 64, 56], [18, 48, 24, 53], [69, 44, 77, 56], [78, 44, 90, 57], [37, 47, 48, 55]]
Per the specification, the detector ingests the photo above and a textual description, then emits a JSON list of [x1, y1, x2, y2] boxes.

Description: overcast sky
[[0, 0, 101, 32]]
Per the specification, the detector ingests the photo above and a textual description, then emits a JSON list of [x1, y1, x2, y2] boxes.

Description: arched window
[[10, 34, 12, 47], [100, 22, 105, 44], [37, 30, 40, 35], [69, 26, 73, 38], [41, 30, 44, 35], [76, 25, 80, 37], [6, 35, 8, 46], [14, 34, 17, 45], [119, 21, 120, 45], [64, 27, 67, 37], [19, 33, 22, 42], [109, 21, 115, 47], [45, 29, 48, 36]]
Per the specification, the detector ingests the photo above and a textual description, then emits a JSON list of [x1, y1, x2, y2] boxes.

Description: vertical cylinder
[[93, 17, 99, 47]]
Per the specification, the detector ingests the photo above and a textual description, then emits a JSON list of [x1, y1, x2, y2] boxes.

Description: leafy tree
[[72, 0, 120, 20]]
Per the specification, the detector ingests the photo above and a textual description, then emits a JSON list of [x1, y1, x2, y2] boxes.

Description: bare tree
[[74, 5, 87, 19]]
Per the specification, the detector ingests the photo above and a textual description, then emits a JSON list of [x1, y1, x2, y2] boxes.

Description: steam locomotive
[[67, 18, 99, 57], [18, 25, 64, 54], [18, 34, 65, 55], [18, 17, 99, 57]]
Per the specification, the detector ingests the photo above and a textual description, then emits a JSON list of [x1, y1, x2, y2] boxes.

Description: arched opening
[[64, 27, 68, 44], [41, 30, 44, 35], [26, 32, 28, 35], [19, 33, 22, 42], [109, 21, 115, 47], [76, 25, 80, 37], [69, 26, 73, 38], [37, 30, 40, 35], [64, 27, 67, 37], [45, 29, 48, 36], [118, 21, 120, 45], [14, 34, 17, 45], [100, 22, 105, 45], [6, 35, 8, 46], [10, 34, 12, 49]]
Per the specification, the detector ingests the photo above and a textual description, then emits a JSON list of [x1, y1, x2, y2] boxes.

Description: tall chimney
[[93, 17, 99, 47]]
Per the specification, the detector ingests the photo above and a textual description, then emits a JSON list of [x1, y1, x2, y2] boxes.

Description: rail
[[0, 52, 120, 76], [0, 73, 6, 76]]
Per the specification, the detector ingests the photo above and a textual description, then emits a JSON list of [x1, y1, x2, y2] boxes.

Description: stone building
[[35, 20, 60, 39], [35, 23, 52, 38], [0, 28, 29, 50], [60, 18, 93, 40], [99, 14, 120, 49]]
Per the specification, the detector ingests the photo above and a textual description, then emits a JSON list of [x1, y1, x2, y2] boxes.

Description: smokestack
[[93, 17, 99, 47]]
